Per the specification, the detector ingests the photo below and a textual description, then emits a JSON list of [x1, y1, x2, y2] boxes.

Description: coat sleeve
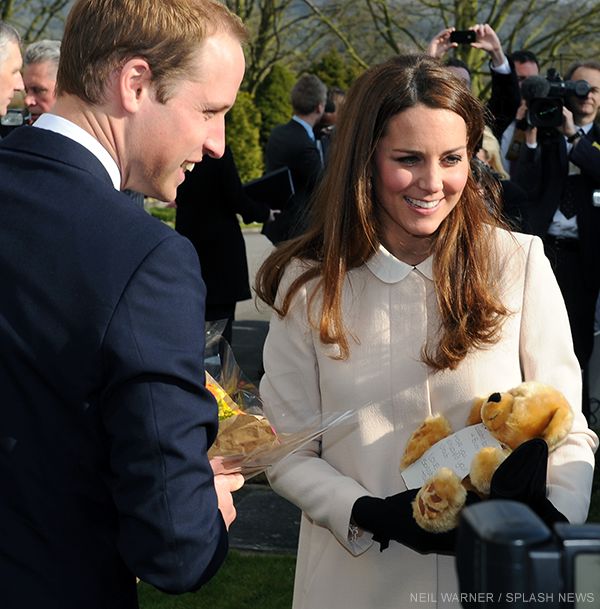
[[518, 236, 598, 522], [487, 61, 521, 141], [260, 263, 374, 556], [100, 234, 228, 593]]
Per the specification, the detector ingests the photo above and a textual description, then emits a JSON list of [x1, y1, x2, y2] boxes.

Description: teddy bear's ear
[[466, 397, 485, 425]]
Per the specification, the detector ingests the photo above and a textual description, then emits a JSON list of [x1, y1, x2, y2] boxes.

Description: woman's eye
[[444, 155, 463, 165], [394, 156, 419, 165]]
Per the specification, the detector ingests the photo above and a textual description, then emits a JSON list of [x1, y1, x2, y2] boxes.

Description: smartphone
[[450, 30, 476, 44]]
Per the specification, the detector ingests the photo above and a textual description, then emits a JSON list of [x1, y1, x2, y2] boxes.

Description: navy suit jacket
[[0, 126, 227, 608]]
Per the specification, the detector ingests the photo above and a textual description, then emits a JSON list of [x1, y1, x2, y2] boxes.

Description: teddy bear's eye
[[487, 392, 501, 403]]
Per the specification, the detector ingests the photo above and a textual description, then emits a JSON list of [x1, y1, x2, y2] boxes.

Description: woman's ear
[[118, 57, 152, 113]]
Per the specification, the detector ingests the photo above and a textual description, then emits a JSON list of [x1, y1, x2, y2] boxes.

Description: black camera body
[[456, 500, 600, 608], [526, 68, 591, 129], [450, 30, 476, 44]]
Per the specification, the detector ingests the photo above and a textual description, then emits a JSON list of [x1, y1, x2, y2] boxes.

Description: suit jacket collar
[[0, 125, 114, 187]]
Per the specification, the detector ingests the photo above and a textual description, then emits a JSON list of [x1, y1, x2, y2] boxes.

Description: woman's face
[[373, 104, 469, 264]]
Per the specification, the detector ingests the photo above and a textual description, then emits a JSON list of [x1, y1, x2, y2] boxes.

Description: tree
[[1, 0, 71, 41], [253, 62, 296, 149], [300, 0, 600, 100], [309, 47, 362, 91], [225, 0, 328, 95], [226, 90, 264, 183]]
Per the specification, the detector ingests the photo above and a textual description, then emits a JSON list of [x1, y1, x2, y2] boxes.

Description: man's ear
[[119, 57, 152, 113]]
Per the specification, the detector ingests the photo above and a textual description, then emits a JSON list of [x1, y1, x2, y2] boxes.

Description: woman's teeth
[[405, 197, 440, 209]]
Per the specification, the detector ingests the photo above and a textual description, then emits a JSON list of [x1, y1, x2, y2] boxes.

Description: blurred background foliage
[[4, 0, 600, 182]]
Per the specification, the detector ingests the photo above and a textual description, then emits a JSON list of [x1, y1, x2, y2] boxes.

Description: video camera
[[456, 500, 600, 608], [521, 68, 591, 129]]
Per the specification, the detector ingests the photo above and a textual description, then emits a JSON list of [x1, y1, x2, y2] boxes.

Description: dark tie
[[560, 174, 585, 219]]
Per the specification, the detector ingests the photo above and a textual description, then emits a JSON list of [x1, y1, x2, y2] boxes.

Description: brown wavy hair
[[57, 0, 247, 105], [255, 54, 508, 371]]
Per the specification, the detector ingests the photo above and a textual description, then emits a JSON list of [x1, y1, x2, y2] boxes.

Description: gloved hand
[[489, 438, 567, 528], [351, 488, 480, 555]]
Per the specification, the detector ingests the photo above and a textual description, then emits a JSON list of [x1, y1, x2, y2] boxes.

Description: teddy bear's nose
[[488, 392, 501, 403]]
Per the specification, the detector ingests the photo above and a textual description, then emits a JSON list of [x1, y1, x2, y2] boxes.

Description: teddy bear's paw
[[400, 414, 452, 469], [469, 446, 508, 496], [411, 467, 467, 533]]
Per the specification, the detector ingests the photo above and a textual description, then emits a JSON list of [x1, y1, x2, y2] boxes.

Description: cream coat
[[260, 229, 598, 609]]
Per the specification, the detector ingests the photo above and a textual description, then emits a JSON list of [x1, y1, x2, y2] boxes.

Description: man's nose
[[203, 117, 226, 159], [14, 72, 24, 92]]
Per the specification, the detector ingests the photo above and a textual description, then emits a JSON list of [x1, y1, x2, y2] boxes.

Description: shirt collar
[[292, 115, 316, 141], [33, 113, 121, 191], [365, 244, 434, 283]]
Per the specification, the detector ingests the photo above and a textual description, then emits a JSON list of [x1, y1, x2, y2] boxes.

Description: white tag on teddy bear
[[401, 424, 502, 489]]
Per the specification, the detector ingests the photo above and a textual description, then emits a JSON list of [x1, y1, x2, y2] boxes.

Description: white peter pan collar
[[365, 244, 434, 283]]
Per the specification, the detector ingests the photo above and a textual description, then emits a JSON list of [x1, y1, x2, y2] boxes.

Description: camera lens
[[573, 79, 591, 98]]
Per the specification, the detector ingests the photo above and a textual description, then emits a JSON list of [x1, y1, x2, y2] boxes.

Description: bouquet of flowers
[[204, 322, 353, 479]]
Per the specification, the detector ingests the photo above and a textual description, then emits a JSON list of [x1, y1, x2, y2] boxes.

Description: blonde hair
[[256, 54, 509, 371], [57, 0, 247, 105], [479, 126, 509, 179]]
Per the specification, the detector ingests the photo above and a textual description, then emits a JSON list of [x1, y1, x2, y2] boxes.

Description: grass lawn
[[138, 551, 296, 609]]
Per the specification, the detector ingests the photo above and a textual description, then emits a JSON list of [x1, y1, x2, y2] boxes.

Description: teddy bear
[[400, 381, 573, 533]]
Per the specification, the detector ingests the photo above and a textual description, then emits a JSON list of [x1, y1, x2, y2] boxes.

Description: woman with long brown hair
[[256, 54, 596, 609]]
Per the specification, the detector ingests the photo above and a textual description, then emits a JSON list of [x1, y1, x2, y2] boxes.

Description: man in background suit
[[262, 73, 327, 244], [0, 21, 23, 117], [0, 1, 246, 607], [22, 38, 60, 123]]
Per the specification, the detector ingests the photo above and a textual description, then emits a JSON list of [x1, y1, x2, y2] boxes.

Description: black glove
[[351, 489, 480, 555], [489, 438, 567, 528]]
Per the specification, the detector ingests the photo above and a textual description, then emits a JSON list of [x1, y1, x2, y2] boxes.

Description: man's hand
[[427, 28, 456, 59], [212, 466, 244, 530], [560, 105, 577, 139], [471, 23, 506, 67]]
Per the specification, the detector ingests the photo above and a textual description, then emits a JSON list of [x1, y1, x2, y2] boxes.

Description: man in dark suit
[[512, 60, 600, 421], [175, 145, 272, 344], [0, 1, 247, 607], [262, 74, 327, 244]]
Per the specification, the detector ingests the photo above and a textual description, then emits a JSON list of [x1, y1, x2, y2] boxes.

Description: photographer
[[427, 24, 526, 147], [512, 60, 600, 422]]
